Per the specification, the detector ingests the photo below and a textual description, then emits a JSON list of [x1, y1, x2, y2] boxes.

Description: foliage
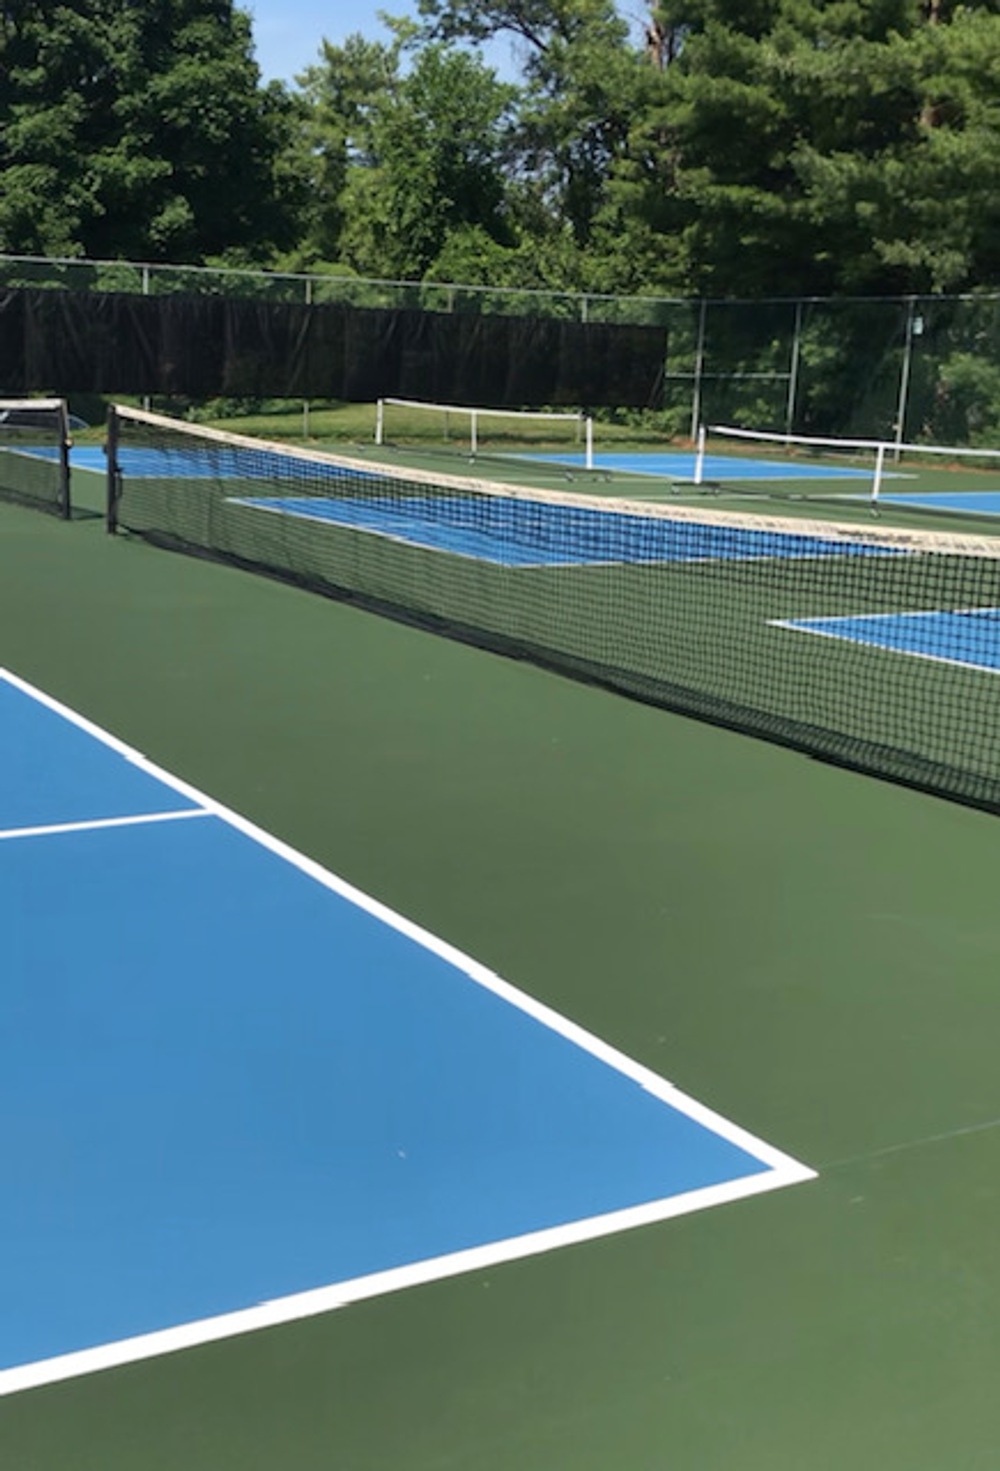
[[0, 0, 301, 261], [609, 0, 1000, 296], [8, 0, 1000, 437], [7, 0, 1000, 299], [290, 28, 518, 281]]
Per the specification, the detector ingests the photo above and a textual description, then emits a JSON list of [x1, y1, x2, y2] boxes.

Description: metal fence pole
[[690, 299, 708, 440], [894, 297, 922, 459], [141, 266, 151, 412], [785, 299, 803, 437], [303, 277, 312, 439]]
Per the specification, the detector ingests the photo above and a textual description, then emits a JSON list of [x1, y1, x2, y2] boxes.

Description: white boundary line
[[770, 608, 1000, 678], [0, 665, 816, 1398], [0, 808, 209, 843], [0, 1172, 789, 1399]]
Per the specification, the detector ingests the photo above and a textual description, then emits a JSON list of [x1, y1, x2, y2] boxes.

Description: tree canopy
[[2, 0, 1000, 297], [0, 0, 300, 262]]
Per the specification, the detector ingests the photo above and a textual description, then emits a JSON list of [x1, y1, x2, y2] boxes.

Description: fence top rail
[[6, 253, 1000, 311]]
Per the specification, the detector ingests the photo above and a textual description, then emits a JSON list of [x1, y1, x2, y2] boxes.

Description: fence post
[[690, 299, 708, 441], [303, 276, 313, 439], [894, 297, 923, 458], [141, 267, 151, 411], [785, 299, 803, 437]]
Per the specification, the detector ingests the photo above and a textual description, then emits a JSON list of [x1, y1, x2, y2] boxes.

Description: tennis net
[[375, 397, 595, 473], [107, 404, 1000, 813], [700, 424, 1000, 520], [0, 398, 71, 518]]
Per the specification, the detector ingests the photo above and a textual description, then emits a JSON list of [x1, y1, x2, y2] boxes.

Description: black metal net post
[[105, 404, 121, 534]]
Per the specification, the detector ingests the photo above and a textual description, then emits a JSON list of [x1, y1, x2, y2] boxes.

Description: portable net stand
[[0, 398, 71, 518], [701, 423, 1000, 518], [107, 404, 1000, 815], [375, 397, 595, 472]]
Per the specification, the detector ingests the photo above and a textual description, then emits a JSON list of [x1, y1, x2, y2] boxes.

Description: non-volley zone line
[[0, 666, 814, 1398], [772, 607, 1000, 675], [0, 807, 209, 843], [232, 493, 896, 568]]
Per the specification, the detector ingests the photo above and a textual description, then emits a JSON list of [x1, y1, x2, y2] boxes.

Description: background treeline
[[6, 0, 1000, 444], [4, 0, 1000, 300]]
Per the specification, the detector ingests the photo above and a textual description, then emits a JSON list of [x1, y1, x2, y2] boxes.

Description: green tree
[[418, 0, 646, 266], [609, 0, 1000, 295], [289, 31, 403, 269], [296, 31, 517, 280], [0, 0, 301, 262]]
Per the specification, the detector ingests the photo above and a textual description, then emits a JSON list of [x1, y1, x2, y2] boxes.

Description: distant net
[[108, 404, 1000, 814], [700, 424, 1000, 521], [0, 398, 71, 518], [375, 397, 594, 472]]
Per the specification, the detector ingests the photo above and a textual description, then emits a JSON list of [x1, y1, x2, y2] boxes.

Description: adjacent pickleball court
[[0, 668, 813, 1398], [775, 606, 1000, 674]]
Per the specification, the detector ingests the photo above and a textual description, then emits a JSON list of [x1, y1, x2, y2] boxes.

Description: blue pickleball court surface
[[0, 670, 812, 1395], [876, 491, 1000, 518], [774, 607, 1000, 673], [65, 445, 340, 480], [60, 445, 874, 485], [0, 679, 198, 830], [61, 441, 893, 568], [519, 451, 874, 482], [234, 493, 894, 568]]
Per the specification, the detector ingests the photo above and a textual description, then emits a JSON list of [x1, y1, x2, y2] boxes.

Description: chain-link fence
[[5, 254, 1000, 445]]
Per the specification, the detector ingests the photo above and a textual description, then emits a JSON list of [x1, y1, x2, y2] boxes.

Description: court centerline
[[0, 807, 211, 843]]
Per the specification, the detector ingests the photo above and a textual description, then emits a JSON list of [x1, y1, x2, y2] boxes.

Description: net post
[[693, 424, 707, 486], [375, 399, 385, 446], [871, 441, 887, 514], [105, 405, 121, 534], [585, 416, 594, 471], [471, 410, 478, 459], [57, 399, 71, 520]]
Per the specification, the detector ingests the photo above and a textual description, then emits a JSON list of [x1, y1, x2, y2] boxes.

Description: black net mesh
[[0, 399, 70, 517], [108, 406, 1000, 813]]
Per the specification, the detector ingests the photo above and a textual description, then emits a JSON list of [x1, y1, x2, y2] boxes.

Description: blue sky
[[245, 0, 525, 84], [246, 0, 408, 82]]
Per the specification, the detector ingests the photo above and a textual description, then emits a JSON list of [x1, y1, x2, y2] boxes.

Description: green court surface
[[3, 489, 1000, 1470]]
